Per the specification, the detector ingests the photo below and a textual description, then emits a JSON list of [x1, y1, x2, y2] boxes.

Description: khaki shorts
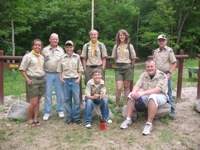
[[27, 76, 45, 99], [115, 64, 133, 81]]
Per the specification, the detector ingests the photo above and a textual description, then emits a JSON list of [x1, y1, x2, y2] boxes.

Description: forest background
[[0, 0, 199, 58]]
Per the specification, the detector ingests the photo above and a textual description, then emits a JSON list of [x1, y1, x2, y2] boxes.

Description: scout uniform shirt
[[153, 46, 177, 72], [85, 79, 106, 97], [57, 53, 83, 78], [136, 69, 168, 96], [19, 52, 45, 77], [81, 42, 107, 66], [42, 45, 64, 73], [111, 44, 136, 64]]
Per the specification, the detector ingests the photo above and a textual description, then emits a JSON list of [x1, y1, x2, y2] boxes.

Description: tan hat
[[65, 40, 74, 46], [158, 34, 167, 40]]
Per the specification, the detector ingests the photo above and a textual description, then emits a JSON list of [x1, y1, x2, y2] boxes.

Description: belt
[[45, 71, 58, 74], [28, 76, 45, 80], [116, 63, 131, 66], [87, 65, 101, 68]]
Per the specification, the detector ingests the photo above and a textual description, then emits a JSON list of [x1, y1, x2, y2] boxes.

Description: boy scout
[[120, 60, 168, 135], [57, 40, 83, 124], [153, 34, 177, 118], [81, 30, 108, 84], [84, 69, 112, 129]]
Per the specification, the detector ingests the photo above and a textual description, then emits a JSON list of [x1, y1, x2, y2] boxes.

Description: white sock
[[126, 117, 131, 121], [146, 122, 152, 126]]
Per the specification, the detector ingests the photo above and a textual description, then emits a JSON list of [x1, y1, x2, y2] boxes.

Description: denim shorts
[[27, 76, 45, 98]]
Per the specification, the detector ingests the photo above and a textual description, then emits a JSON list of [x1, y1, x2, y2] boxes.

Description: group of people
[[19, 29, 177, 135]]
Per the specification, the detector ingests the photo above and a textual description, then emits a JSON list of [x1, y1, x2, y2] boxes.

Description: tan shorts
[[27, 76, 45, 99]]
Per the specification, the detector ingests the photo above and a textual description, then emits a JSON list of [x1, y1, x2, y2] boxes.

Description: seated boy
[[84, 69, 112, 128]]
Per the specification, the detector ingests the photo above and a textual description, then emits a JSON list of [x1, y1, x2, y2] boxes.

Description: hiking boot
[[65, 120, 72, 124], [120, 119, 132, 129], [75, 120, 82, 125], [142, 123, 153, 135]]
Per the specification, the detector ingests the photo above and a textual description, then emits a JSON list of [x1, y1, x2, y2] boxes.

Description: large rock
[[92, 104, 114, 118], [122, 103, 171, 120], [196, 100, 200, 112], [122, 105, 137, 121], [156, 103, 171, 117], [7, 100, 29, 119]]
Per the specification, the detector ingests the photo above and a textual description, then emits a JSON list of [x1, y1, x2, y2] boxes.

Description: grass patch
[[0, 127, 5, 141], [159, 130, 173, 142]]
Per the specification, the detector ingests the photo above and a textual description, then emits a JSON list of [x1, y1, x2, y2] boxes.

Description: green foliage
[[4, 69, 25, 96], [1, 0, 199, 57]]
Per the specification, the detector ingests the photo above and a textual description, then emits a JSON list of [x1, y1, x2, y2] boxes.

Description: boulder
[[122, 105, 137, 121], [196, 100, 200, 112], [156, 103, 171, 118], [92, 104, 114, 118], [7, 100, 29, 119], [122, 103, 171, 120]]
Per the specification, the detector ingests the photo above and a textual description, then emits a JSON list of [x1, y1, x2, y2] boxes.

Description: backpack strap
[[115, 44, 131, 60], [115, 45, 119, 59], [127, 43, 132, 60]]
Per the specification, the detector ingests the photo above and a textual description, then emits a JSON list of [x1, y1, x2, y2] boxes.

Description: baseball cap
[[65, 40, 74, 46], [134, 97, 146, 112], [158, 34, 167, 40]]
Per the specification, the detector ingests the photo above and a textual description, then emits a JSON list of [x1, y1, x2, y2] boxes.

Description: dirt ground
[[0, 86, 199, 150]]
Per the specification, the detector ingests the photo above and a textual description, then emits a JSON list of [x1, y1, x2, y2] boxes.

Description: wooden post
[[77, 50, 83, 102], [176, 50, 184, 99], [0, 50, 4, 105], [197, 54, 200, 99]]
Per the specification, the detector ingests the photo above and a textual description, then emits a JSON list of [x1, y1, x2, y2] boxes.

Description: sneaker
[[142, 123, 153, 135], [106, 119, 112, 124], [120, 119, 132, 129], [43, 114, 50, 121], [58, 112, 65, 118], [65, 119, 72, 124], [85, 123, 91, 129], [75, 120, 82, 125]]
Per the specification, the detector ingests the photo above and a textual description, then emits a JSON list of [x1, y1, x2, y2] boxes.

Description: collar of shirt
[[90, 79, 104, 86], [64, 53, 77, 58], [144, 69, 160, 80], [159, 46, 167, 52]]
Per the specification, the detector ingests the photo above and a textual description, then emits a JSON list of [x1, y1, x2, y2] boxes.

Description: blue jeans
[[85, 98, 109, 123], [63, 78, 81, 121], [44, 72, 64, 114], [165, 71, 175, 114], [167, 76, 175, 114]]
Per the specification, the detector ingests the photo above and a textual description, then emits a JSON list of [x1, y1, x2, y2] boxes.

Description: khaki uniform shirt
[[153, 46, 177, 72], [112, 44, 136, 63], [19, 53, 45, 77], [136, 69, 168, 95], [85, 79, 106, 96], [42, 45, 64, 72], [81, 42, 107, 66], [57, 53, 83, 79]]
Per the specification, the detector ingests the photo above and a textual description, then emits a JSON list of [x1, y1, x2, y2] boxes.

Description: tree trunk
[[136, 12, 140, 52]]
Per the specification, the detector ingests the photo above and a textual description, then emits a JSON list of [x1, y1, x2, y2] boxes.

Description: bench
[[188, 67, 199, 78]]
